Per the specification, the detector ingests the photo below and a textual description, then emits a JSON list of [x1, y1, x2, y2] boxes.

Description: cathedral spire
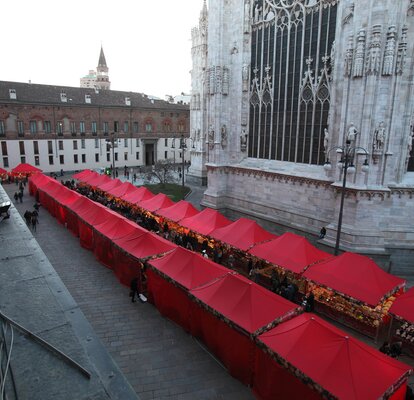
[[98, 45, 108, 69]]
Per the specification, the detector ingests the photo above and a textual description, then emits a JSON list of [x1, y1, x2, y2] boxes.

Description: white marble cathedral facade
[[188, 0, 414, 271]]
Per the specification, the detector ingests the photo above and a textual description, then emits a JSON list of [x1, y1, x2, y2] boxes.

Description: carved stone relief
[[396, 25, 408, 75], [353, 29, 366, 78], [365, 25, 382, 76], [383, 26, 396, 76]]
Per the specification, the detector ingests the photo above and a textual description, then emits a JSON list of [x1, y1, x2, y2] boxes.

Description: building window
[[165, 151, 168, 159], [58, 140, 64, 151], [33, 141, 39, 155], [17, 121, 24, 136], [145, 122, 153, 132], [136, 138, 140, 147], [59, 155, 64, 164], [1, 142, 8, 156], [124, 152, 128, 161], [81, 154, 86, 163], [57, 121, 63, 136], [123, 121, 129, 133], [81, 139, 85, 149], [73, 140, 78, 150], [103, 122, 109, 135], [3, 158, 8, 168], [70, 122, 77, 135], [0, 121, 5, 136], [136, 152, 140, 160], [74, 154, 78, 164], [29, 120, 37, 134], [20, 156, 26, 163], [124, 138, 128, 147], [19, 141, 25, 155], [49, 155, 54, 165], [80, 121, 85, 134], [44, 121, 51, 134], [95, 138, 99, 148], [164, 138, 168, 147], [114, 121, 119, 133], [106, 153, 110, 162], [115, 153, 118, 161], [133, 122, 139, 133], [95, 153, 99, 162], [47, 141, 53, 154], [34, 155, 40, 166], [249, 0, 337, 165], [92, 121, 97, 135]]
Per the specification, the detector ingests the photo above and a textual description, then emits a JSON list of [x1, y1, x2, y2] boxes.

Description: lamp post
[[171, 134, 194, 199], [105, 132, 117, 178], [324, 140, 369, 255]]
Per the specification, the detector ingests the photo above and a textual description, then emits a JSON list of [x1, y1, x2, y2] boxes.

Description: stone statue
[[408, 131, 413, 154], [347, 123, 358, 142], [240, 130, 248, 152], [221, 125, 228, 147], [324, 128, 329, 153], [373, 121, 386, 151], [208, 125, 215, 143]]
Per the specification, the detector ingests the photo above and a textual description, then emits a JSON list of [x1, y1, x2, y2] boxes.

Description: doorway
[[145, 143, 155, 166]]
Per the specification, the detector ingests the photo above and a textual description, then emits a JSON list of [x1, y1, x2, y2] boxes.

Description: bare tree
[[145, 159, 176, 185]]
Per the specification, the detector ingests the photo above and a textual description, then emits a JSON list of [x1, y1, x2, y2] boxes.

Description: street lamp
[[171, 135, 194, 199], [105, 132, 118, 178], [324, 140, 369, 255]]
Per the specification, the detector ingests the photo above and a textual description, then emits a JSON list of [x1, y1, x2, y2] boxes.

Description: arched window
[[144, 118, 154, 133], [162, 118, 172, 133], [249, 0, 337, 165], [177, 120, 186, 133]]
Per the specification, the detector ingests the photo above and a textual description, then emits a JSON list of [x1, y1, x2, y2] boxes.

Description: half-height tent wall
[[147, 247, 229, 331]]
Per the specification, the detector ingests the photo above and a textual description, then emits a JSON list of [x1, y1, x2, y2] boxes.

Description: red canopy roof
[[249, 232, 331, 274], [156, 200, 200, 222], [138, 193, 174, 213], [72, 170, 95, 180], [77, 202, 115, 227], [190, 273, 298, 334], [258, 313, 411, 400], [11, 163, 42, 174], [303, 252, 405, 306], [114, 231, 177, 260], [84, 174, 111, 187], [209, 218, 277, 251], [97, 178, 123, 191], [121, 186, 154, 204], [107, 181, 137, 198], [148, 247, 229, 290], [67, 196, 97, 215], [78, 171, 99, 184], [54, 189, 82, 206], [180, 208, 232, 235], [0, 167, 7, 175], [29, 174, 54, 188], [389, 287, 414, 323], [94, 216, 146, 240]]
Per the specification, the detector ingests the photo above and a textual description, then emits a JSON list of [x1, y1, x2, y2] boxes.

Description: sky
[[1, 0, 204, 100]]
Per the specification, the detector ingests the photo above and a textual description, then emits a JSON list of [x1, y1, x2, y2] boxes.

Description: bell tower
[[96, 46, 110, 90]]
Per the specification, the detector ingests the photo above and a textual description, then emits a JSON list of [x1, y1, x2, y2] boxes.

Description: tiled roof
[[0, 81, 189, 110]]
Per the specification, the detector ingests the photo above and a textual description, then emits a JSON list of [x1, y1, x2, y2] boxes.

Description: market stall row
[[28, 172, 413, 400], [73, 170, 407, 341]]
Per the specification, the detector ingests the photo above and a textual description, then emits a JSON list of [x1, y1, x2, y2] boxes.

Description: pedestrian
[[130, 277, 139, 303], [24, 210, 32, 225], [14, 192, 19, 202], [202, 249, 209, 259], [302, 291, 315, 312], [271, 270, 281, 294], [18, 191, 23, 203], [31, 212, 38, 232], [33, 202, 40, 213], [319, 226, 327, 239]]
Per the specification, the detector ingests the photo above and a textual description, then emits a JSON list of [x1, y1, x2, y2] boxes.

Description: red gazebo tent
[[38, 180, 64, 212], [156, 200, 199, 222], [112, 231, 177, 286], [254, 313, 412, 400], [106, 181, 137, 199], [121, 186, 154, 205], [77, 171, 99, 184], [0, 167, 7, 180], [147, 247, 229, 331], [97, 178, 123, 192], [93, 217, 146, 269], [29, 173, 54, 196], [138, 193, 174, 213], [304, 252, 405, 307], [389, 287, 414, 324], [64, 197, 96, 236], [249, 232, 331, 275], [72, 169, 95, 180], [83, 173, 111, 188], [53, 189, 83, 225], [189, 273, 301, 385], [11, 163, 42, 177], [209, 217, 277, 251], [180, 207, 232, 235]]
